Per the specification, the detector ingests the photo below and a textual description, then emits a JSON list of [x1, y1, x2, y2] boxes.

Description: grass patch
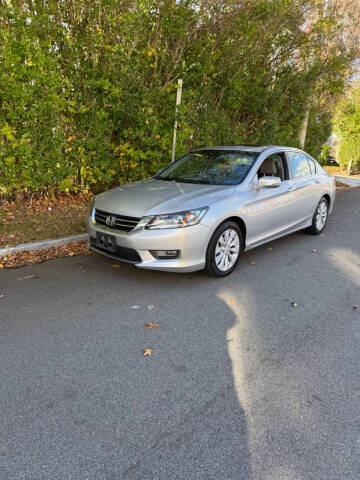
[[0, 194, 90, 248]]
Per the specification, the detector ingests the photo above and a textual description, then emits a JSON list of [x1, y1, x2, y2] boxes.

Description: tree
[[0, 0, 358, 198], [334, 84, 360, 173]]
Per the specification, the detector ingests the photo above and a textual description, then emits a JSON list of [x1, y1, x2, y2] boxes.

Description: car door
[[286, 151, 319, 222], [243, 152, 300, 247]]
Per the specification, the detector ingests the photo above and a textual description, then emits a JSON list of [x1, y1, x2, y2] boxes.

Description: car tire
[[304, 196, 329, 235], [205, 221, 243, 277]]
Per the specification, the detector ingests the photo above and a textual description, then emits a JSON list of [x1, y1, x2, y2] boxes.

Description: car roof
[[193, 145, 287, 153]]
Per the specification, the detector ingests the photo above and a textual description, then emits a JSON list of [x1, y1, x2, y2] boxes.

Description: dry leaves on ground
[[0, 241, 91, 268], [0, 193, 90, 248], [144, 322, 159, 329], [142, 348, 152, 356]]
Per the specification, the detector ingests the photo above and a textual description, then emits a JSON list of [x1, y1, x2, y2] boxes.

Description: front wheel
[[205, 221, 243, 277], [304, 197, 329, 235]]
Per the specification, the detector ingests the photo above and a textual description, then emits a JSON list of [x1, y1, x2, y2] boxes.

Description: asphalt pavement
[[1, 189, 360, 480]]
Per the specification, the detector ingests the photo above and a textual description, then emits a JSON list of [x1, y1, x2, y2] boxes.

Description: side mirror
[[257, 176, 281, 189]]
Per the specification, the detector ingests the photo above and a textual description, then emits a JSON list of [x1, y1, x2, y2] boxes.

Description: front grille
[[90, 237, 141, 263], [94, 208, 141, 232]]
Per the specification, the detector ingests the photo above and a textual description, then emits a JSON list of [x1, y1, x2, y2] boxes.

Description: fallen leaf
[[142, 348, 152, 356], [17, 273, 39, 280], [0, 264, 3, 269], [312, 249, 319, 253], [144, 322, 158, 329], [249, 261, 256, 265], [147, 305, 154, 310], [267, 247, 273, 250], [0, 294, 4, 298], [229, 298, 235, 305], [0, 241, 90, 269], [352, 306, 358, 310], [291, 302, 298, 307], [112, 264, 120, 268]]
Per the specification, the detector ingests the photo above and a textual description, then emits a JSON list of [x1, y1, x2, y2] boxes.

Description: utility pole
[[171, 79, 183, 163]]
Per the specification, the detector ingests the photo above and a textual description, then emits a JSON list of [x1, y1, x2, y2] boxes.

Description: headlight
[[144, 207, 208, 229]]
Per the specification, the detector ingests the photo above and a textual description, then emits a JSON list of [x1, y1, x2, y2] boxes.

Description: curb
[[335, 175, 360, 187], [0, 233, 89, 258]]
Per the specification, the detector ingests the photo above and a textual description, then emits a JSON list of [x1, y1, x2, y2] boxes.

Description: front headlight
[[144, 207, 208, 229]]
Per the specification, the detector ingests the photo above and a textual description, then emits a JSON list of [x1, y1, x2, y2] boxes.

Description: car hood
[[94, 178, 235, 217]]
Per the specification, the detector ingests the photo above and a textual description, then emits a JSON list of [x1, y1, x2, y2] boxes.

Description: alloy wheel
[[215, 228, 240, 272], [315, 200, 328, 231]]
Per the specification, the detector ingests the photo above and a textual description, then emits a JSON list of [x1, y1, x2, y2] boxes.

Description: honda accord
[[87, 146, 335, 276]]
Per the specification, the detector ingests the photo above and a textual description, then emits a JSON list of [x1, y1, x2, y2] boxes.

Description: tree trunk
[[347, 158, 353, 176], [299, 105, 310, 148]]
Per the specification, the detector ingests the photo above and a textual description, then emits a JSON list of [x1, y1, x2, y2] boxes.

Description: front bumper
[[88, 218, 210, 272]]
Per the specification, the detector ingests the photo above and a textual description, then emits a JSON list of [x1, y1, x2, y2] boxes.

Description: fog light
[[150, 250, 180, 260]]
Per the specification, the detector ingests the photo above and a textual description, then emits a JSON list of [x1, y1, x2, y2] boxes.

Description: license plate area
[[96, 232, 116, 253]]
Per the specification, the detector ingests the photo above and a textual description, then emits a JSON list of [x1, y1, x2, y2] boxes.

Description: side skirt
[[244, 219, 312, 251]]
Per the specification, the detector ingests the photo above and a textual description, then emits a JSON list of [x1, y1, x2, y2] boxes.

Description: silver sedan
[[88, 146, 336, 277]]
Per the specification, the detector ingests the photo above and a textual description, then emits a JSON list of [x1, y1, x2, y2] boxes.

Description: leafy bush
[[0, 0, 356, 198], [319, 144, 332, 165], [334, 85, 360, 173]]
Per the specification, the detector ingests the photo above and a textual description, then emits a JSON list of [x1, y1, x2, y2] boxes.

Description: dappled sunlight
[[218, 289, 253, 413], [218, 288, 313, 480], [327, 248, 360, 287]]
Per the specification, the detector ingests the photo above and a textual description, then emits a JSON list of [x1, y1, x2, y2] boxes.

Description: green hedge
[[334, 86, 360, 172], [0, 1, 354, 198]]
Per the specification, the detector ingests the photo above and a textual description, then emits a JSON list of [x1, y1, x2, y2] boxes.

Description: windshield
[[156, 150, 258, 185]]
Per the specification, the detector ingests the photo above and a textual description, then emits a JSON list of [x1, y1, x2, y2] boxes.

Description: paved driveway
[[1, 190, 360, 480]]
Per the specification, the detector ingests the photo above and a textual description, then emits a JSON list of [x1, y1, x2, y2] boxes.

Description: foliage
[[319, 143, 331, 164], [0, 0, 358, 198], [334, 85, 360, 173]]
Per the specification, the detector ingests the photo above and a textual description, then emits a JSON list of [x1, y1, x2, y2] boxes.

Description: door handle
[[314, 179, 321, 184], [287, 186, 296, 192]]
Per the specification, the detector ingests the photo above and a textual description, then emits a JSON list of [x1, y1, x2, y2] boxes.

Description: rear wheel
[[205, 221, 243, 277], [304, 197, 329, 235]]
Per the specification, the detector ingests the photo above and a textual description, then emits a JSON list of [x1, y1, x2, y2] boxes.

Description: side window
[[307, 157, 316, 175], [288, 152, 311, 179], [257, 153, 288, 181]]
